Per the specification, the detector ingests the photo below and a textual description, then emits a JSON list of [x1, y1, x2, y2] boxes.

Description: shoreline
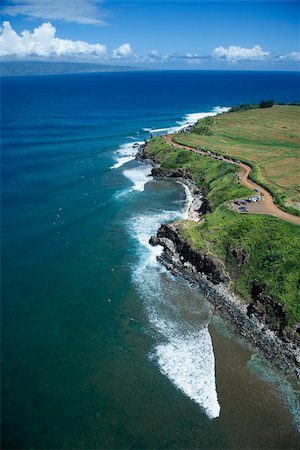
[[136, 143, 300, 381]]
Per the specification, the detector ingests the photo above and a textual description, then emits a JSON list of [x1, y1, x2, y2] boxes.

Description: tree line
[[229, 99, 274, 113]]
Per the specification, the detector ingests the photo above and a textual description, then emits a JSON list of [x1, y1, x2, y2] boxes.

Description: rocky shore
[[151, 222, 300, 379], [136, 142, 300, 379]]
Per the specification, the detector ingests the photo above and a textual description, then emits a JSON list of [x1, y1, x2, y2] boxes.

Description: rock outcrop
[[156, 223, 229, 284], [150, 223, 300, 378], [139, 139, 300, 378]]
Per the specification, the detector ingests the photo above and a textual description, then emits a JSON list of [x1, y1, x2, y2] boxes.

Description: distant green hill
[[0, 61, 143, 76]]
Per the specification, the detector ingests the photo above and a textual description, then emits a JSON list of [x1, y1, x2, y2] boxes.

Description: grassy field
[[173, 105, 300, 215], [144, 136, 300, 327]]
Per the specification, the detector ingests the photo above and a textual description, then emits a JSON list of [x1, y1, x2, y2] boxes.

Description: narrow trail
[[165, 134, 300, 226]]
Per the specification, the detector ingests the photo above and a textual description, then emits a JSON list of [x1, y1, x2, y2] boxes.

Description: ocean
[[1, 70, 300, 449]]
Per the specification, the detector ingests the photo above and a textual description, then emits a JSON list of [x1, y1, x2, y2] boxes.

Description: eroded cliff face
[[153, 223, 228, 284], [248, 280, 289, 332], [139, 141, 300, 372], [247, 281, 300, 346], [151, 222, 300, 350]]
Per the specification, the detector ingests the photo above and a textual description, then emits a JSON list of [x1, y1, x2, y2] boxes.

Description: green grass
[[173, 105, 300, 215], [179, 208, 300, 325], [144, 134, 300, 326], [145, 136, 253, 209]]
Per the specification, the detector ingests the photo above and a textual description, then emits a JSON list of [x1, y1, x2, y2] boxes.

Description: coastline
[[136, 143, 300, 381]]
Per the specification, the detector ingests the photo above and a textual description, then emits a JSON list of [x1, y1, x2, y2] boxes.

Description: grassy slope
[[145, 136, 300, 326], [173, 105, 300, 215], [145, 136, 253, 209]]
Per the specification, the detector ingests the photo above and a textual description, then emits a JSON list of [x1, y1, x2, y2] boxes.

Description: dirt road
[[165, 134, 300, 226]]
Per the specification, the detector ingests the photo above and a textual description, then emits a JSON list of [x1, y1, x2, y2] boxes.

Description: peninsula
[[139, 104, 300, 377]]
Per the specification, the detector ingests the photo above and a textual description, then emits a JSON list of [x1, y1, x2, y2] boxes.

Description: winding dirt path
[[165, 134, 300, 226]]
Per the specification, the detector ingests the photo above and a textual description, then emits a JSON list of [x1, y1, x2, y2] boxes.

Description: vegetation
[[229, 103, 258, 113], [259, 99, 274, 108], [228, 99, 274, 113], [144, 133, 300, 326], [179, 208, 300, 325], [174, 105, 300, 215], [193, 125, 212, 136], [145, 137, 252, 209]]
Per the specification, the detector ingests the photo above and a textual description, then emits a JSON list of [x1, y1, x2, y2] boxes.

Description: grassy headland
[[173, 105, 300, 215], [144, 128, 300, 329]]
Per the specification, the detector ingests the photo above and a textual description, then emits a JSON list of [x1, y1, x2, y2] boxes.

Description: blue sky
[[1, 0, 299, 70]]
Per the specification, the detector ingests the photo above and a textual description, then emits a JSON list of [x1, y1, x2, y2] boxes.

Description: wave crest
[[111, 141, 143, 169]]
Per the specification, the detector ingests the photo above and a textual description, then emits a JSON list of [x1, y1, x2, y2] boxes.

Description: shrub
[[259, 99, 274, 108]]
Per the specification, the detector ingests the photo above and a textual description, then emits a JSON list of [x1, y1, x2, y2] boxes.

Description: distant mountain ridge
[[0, 61, 145, 76]]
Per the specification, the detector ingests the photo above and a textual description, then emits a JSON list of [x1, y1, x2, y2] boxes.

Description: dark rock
[[198, 198, 212, 215], [230, 246, 249, 265], [156, 223, 229, 284], [151, 167, 192, 179], [135, 144, 148, 162], [138, 138, 300, 378], [250, 279, 265, 299], [152, 236, 300, 378], [247, 279, 289, 335], [149, 236, 159, 246]]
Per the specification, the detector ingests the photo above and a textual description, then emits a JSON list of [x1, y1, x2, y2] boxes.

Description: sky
[[0, 0, 299, 70]]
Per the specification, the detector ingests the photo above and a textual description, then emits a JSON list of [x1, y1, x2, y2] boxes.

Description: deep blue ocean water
[[1, 71, 300, 449]]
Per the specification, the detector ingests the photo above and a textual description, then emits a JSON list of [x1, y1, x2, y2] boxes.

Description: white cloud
[[2, 0, 106, 25], [112, 43, 132, 59], [213, 45, 269, 61], [278, 51, 300, 62], [0, 21, 106, 58]]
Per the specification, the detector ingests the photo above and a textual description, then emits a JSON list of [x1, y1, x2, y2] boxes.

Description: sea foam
[[146, 106, 230, 136], [111, 141, 143, 169], [129, 185, 220, 419], [154, 329, 220, 419], [178, 182, 194, 219], [122, 164, 152, 192]]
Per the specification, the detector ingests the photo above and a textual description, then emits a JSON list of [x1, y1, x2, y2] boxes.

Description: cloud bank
[[2, 0, 106, 25], [278, 51, 300, 62], [113, 43, 132, 59], [1, 21, 298, 68], [213, 45, 269, 61], [0, 21, 106, 57]]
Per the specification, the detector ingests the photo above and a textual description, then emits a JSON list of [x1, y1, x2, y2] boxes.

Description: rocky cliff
[[150, 221, 300, 377]]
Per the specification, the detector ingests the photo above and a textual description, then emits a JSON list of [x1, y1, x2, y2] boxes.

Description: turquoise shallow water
[[1, 71, 300, 449]]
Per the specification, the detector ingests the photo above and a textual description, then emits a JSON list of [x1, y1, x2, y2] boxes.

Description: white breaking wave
[[115, 107, 225, 418], [177, 106, 230, 129], [154, 329, 220, 419], [178, 182, 194, 219], [131, 209, 180, 267], [123, 164, 152, 192], [111, 141, 143, 169], [212, 106, 231, 114], [146, 106, 230, 136], [112, 107, 230, 169], [148, 127, 173, 133], [129, 184, 220, 419]]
